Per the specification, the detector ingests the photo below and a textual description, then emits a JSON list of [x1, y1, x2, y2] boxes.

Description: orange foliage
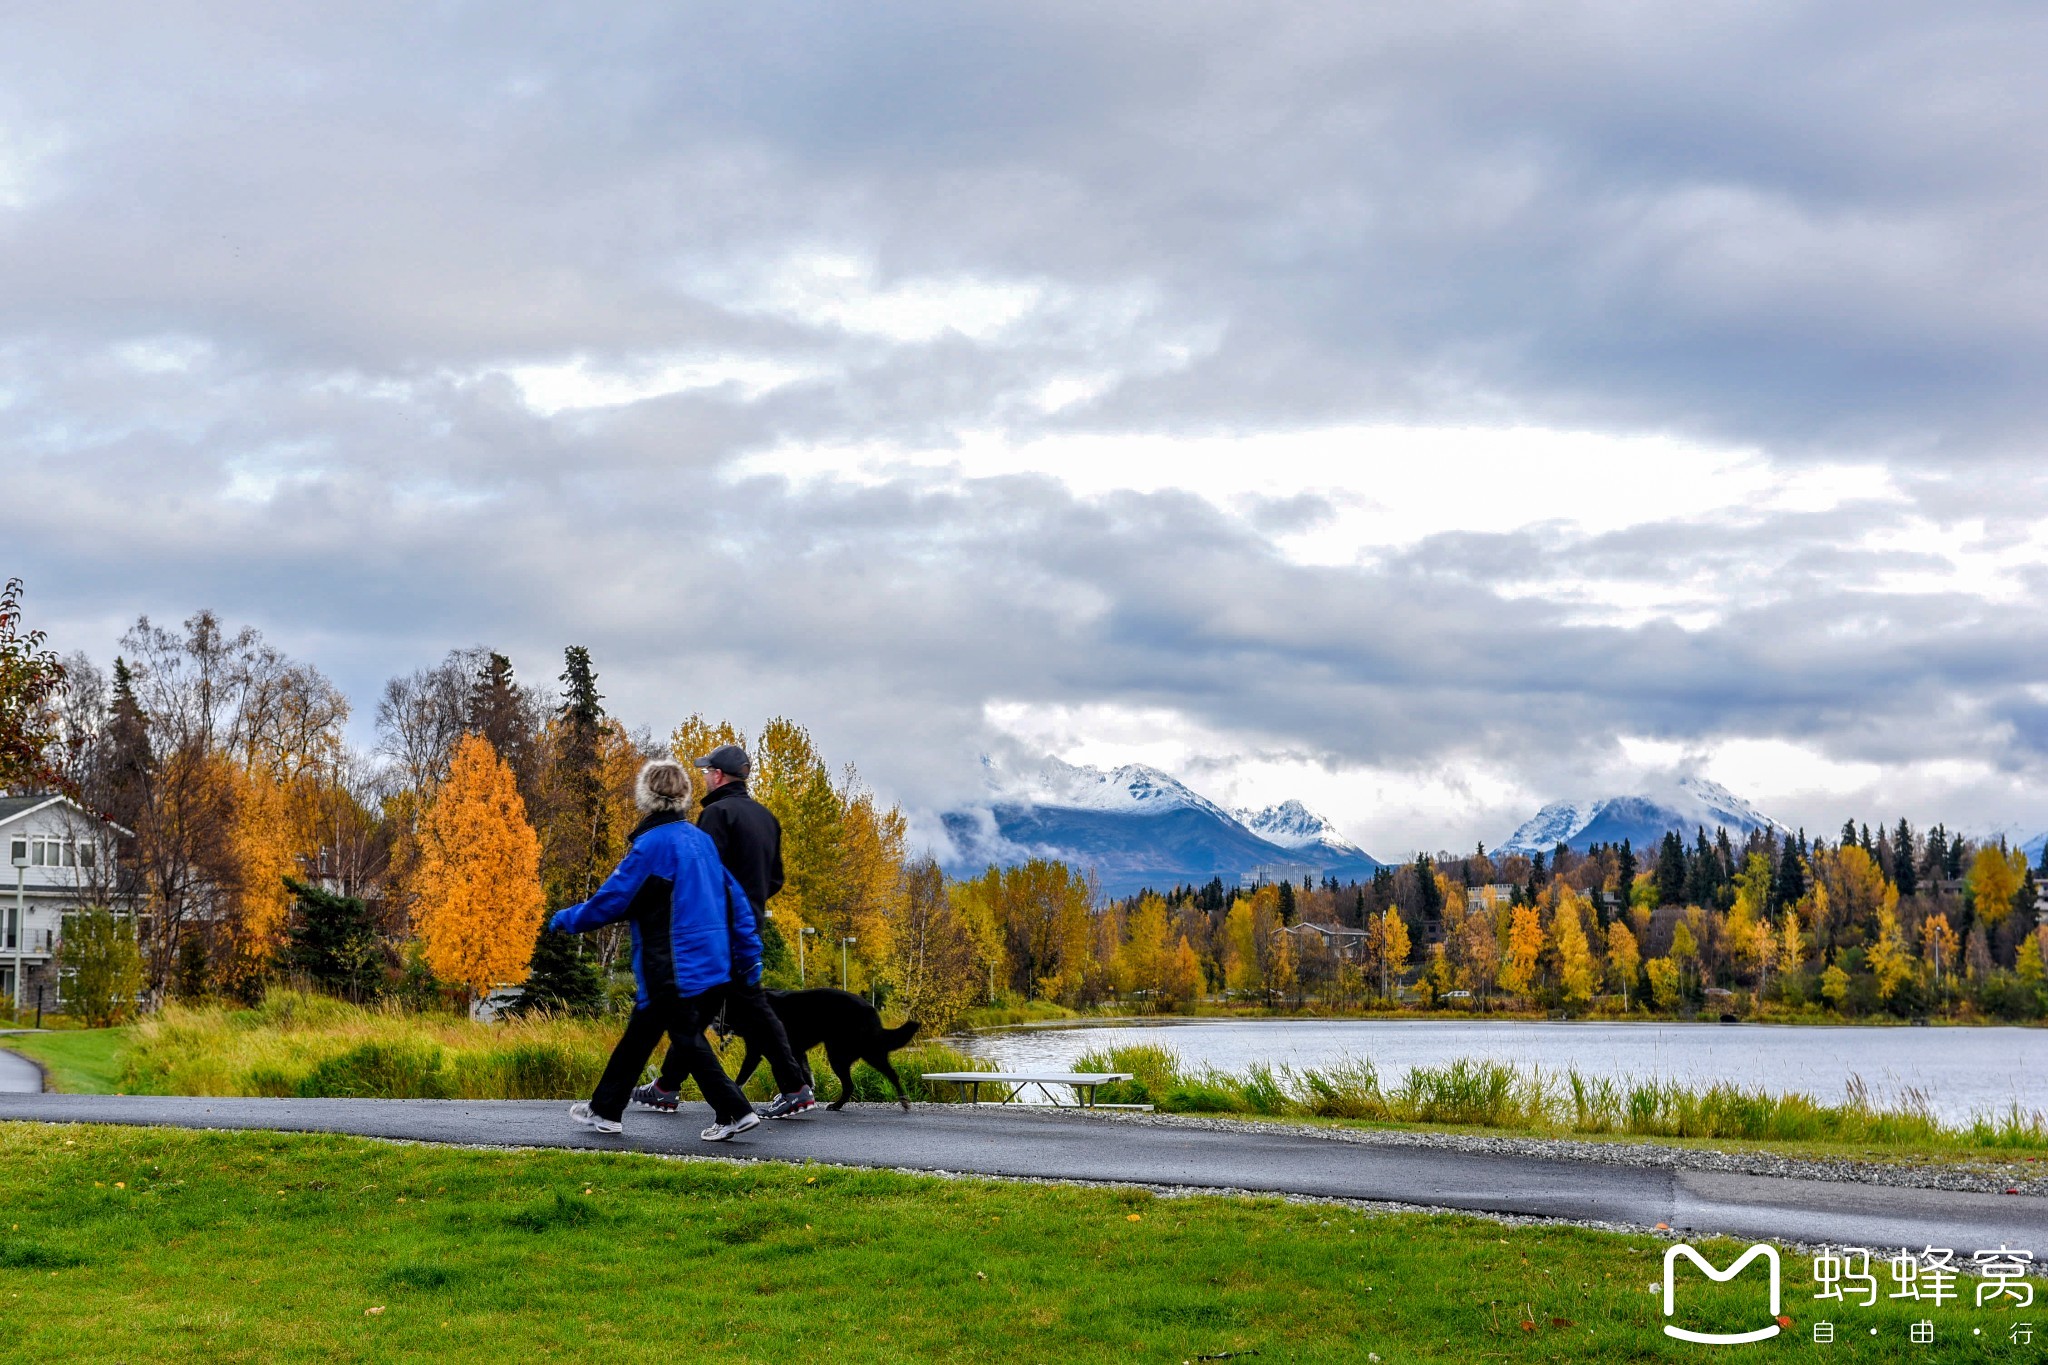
[[411, 733, 545, 996]]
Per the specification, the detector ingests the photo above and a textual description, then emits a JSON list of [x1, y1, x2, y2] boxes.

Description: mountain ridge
[[947, 757, 1382, 896], [1499, 775, 1780, 855]]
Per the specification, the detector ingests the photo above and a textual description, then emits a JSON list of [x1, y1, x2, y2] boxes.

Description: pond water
[[956, 1018, 2048, 1125]]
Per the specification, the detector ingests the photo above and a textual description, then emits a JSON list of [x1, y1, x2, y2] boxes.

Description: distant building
[[1276, 922, 1370, 960], [1468, 883, 1518, 912], [1, 795, 130, 1007]]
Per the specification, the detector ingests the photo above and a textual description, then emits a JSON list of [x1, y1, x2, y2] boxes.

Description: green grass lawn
[[0, 1123, 2030, 1363], [2, 1027, 128, 1093]]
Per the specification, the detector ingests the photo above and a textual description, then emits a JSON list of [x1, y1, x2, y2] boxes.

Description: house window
[[6, 838, 21, 866]]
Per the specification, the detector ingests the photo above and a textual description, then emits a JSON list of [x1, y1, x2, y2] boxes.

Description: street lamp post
[[10, 840, 28, 1023], [798, 926, 817, 987], [840, 935, 857, 991]]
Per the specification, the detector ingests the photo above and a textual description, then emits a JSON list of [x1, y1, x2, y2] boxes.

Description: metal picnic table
[[919, 1070, 1149, 1110]]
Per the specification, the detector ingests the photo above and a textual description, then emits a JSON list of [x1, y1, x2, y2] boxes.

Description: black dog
[[729, 988, 922, 1112]]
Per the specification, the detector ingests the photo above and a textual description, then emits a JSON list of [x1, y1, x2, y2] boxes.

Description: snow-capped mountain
[[947, 758, 1383, 896], [1499, 775, 1780, 855], [1022, 757, 1237, 823], [1237, 800, 1368, 857]]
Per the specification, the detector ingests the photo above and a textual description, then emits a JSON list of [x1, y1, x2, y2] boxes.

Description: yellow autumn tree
[[1605, 920, 1641, 1007], [1919, 913, 1958, 992], [1162, 936, 1205, 1009], [411, 733, 545, 998], [1369, 906, 1411, 1000], [1113, 894, 1173, 1000], [1779, 905, 1805, 978], [1966, 844, 2028, 927], [1223, 899, 1261, 999], [1867, 904, 1914, 1006], [1552, 895, 1596, 1007], [1498, 905, 1542, 1002], [1645, 955, 1682, 1010], [224, 762, 296, 990], [882, 856, 978, 1032], [667, 713, 749, 808]]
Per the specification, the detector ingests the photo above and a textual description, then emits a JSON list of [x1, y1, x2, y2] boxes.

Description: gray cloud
[[7, 3, 2048, 847]]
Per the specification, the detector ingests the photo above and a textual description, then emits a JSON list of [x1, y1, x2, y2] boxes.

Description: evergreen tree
[[1859, 822, 1873, 852], [1921, 823, 1947, 883], [1946, 832, 1966, 880], [1686, 827, 1721, 908], [100, 657, 153, 830], [1655, 831, 1687, 906], [1276, 878, 1297, 926], [1893, 818, 1917, 896], [463, 651, 539, 800], [1840, 819, 1858, 851], [518, 645, 620, 1015], [1773, 831, 1807, 910], [1530, 850, 1547, 884], [281, 875, 381, 1000], [1616, 839, 1638, 910], [516, 922, 605, 1016], [1413, 854, 1444, 926]]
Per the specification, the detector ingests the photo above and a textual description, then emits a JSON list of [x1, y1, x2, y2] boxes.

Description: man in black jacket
[[634, 744, 815, 1119]]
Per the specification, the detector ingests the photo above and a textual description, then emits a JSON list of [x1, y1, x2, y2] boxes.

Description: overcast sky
[[7, 3, 2048, 856]]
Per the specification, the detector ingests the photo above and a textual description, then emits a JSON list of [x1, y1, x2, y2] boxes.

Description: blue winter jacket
[[548, 811, 763, 1004]]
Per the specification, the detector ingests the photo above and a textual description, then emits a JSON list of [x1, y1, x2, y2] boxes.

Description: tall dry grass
[[1071, 1044, 2048, 1150], [120, 989, 992, 1106]]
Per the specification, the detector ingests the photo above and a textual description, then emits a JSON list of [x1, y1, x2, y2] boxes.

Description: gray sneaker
[[569, 1102, 622, 1135], [760, 1085, 816, 1119], [700, 1111, 761, 1142]]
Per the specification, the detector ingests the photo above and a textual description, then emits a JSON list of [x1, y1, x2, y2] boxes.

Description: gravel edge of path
[[931, 1103, 2048, 1197]]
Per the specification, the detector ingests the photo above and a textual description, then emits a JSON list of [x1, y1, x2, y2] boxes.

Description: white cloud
[[705, 251, 1048, 343], [502, 353, 816, 415]]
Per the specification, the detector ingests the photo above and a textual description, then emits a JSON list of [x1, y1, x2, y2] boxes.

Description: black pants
[[660, 978, 808, 1096], [591, 988, 751, 1124]]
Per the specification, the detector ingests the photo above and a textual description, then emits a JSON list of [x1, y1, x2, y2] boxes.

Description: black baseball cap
[[694, 744, 751, 779]]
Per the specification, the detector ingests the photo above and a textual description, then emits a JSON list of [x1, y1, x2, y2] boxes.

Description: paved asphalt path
[[4, 1090, 2045, 1251], [0, 1043, 41, 1094]]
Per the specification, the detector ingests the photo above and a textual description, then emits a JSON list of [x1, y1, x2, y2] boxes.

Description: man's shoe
[[761, 1085, 816, 1119], [700, 1111, 761, 1142], [568, 1102, 623, 1135], [631, 1082, 680, 1113]]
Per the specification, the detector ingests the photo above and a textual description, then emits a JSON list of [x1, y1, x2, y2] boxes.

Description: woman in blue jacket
[[548, 759, 763, 1140]]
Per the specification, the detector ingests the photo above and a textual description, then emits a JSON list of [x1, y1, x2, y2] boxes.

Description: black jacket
[[697, 782, 784, 913]]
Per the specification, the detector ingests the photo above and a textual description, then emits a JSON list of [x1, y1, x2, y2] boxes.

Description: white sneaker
[[700, 1111, 761, 1142], [569, 1102, 622, 1135]]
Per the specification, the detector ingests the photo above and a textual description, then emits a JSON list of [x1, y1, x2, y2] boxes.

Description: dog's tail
[[881, 1020, 921, 1050]]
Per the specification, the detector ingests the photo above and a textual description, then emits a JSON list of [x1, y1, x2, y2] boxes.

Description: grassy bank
[[3, 1028, 128, 1093], [103, 992, 985, 1107], [0, 1122, 2003, 1363], [1075, 1044, 2048, 1154]]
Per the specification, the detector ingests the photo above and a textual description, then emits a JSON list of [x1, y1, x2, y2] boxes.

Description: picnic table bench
[[920, 1071, 1151, 1110]]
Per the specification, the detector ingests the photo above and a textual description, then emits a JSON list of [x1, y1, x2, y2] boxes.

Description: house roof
[[0, 794, 133, 838], [0, 795, 63, 828]]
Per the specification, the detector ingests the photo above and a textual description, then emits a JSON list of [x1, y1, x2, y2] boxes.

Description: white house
[[0, 795, 129, 1008]]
